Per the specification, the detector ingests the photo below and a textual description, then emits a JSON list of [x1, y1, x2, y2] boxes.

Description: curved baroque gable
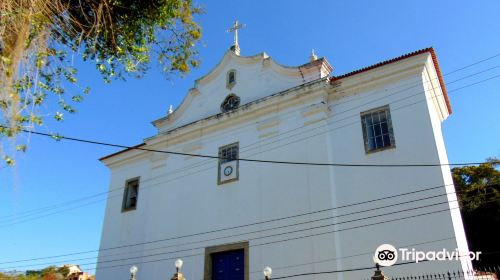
[[153, 50, 332, 133]]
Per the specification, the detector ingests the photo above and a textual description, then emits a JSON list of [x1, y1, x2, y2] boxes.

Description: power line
[[0, 183, 451, 264], [91, 197, 495, 272], [7, 66, 498, 223], [68, 194, 500, 272], [0, 52, 497, 272], [0, 72, 484, 227], [0, 76, 468, 225], [0, 191, 109, 220], [0, 197, 108, 227], [13, 192, 495, 272], [87, 206, 456, 271], [7, 127, 495, 167], [1, 49, 498, 278], [86, 203, 469, 272], [89, 71, 500, 210], [444, 52, 500, 75], [0, 238, 448, 279], [3, 62, 500, 168], [2, 188, 458, 269], [272, 260, 422, 280], [248, 236, 455, 275], [3, 54, 499, 222], [130, 67, 499, 193], [90, 200, 453, 267]]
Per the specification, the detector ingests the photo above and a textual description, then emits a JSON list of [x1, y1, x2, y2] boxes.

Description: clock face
[[224, 166, 233, 176]]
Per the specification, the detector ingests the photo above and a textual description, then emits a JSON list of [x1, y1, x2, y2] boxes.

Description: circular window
[[221, 94, 241, 113]]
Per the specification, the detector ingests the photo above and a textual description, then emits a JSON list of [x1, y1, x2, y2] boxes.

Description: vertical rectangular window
[[226, 69, 237, 89], [122, 178, 139, 212], [361, 105, 395, 153], [218, 143, 239, 184]]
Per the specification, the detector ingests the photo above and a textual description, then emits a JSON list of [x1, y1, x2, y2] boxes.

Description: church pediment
[[152, 49, 332, 133]]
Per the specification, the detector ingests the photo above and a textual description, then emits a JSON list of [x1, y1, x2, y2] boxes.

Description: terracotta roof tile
[[330, 47, 451, 114]]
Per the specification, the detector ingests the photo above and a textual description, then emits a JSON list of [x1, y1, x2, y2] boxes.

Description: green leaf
[[3, 156, 14, 166], [34, 93, 46, 105], [54, 112, 64, 121], [51, 133, 63, 141], [16, 145, 27, 152], [71, 95, 84, 102], [31, 116, 43, 125]]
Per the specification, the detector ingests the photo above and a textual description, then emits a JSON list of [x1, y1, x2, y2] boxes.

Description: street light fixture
[[175, 259, 183, 272], [263, 266, 272, 280], [129, 265, 138, 280], [171, 259, 186, 280]]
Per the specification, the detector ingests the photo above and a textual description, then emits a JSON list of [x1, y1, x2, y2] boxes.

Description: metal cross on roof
[[227, 20, 246, 48]]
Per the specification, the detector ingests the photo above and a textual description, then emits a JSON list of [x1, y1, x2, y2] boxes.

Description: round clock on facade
[[224, 166, 233, 176]]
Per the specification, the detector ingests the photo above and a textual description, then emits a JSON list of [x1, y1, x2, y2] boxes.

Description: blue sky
[[1, 0, 499, 275]]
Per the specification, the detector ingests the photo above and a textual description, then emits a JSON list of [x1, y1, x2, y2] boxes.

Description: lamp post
[[371, 263, 389, 280], [171, 259, 186, 280], [263, 266, 272, 280], [129, 265, 138, 280]]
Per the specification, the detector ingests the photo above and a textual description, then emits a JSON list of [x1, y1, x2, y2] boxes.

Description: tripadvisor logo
[[374, 244, 481, 266], [374, 244, 398, 266]]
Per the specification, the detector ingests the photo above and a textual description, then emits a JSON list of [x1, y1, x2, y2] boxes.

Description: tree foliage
[[0, 0, 202, 164], [452, 157, 500, 211], [452, 157, 500, 267], [1, 265, 72, 280]]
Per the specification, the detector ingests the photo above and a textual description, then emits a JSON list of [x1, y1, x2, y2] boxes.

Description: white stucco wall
[[96, 51, 470, 280]]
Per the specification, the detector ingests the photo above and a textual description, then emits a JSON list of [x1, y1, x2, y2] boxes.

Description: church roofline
[[330, 47, 451, 114], [151, 52, 333, 128], [148, 77, 327, 140], [193, 50, 269, 86], [299, 57, 333, 73], [99, 143, 146, 162], [99, 48, 449, 163]]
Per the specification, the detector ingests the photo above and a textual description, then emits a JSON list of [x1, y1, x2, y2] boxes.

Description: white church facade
[[96, 38, 471, 280]]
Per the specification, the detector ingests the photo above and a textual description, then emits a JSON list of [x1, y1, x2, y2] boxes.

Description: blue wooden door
[[212, 249, 244, 280]]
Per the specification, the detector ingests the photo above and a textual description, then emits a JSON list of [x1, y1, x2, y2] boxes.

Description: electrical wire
[[1, 52, 498, 273], [1, 188, 458, 269], [248, 236, 455, 275], [86, 203, 472, 272], [0, 183, 451, 263], [88, 71, 500, 215], [3, 55, 500, 223], [6, 129, 492, 168], [71, 195, 500, 272], [10, 191, 494, 272], [271, 260, 422, 280], [4, 62, 500, 169]]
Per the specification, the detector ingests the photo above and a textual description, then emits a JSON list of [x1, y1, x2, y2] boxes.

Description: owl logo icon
[[374, 244, 398, 266]]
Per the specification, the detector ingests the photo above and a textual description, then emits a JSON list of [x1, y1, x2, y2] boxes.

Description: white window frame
[[122, 177, 139, 212], [360, 105, 396, 153], [218, 142, 239, 185], [226, 69, 237, 89]]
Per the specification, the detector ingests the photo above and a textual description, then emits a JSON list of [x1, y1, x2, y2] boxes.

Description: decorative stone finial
[[310, 49, 318, 62], [227, 20, 246, 55], [168, 105, 174, 115]]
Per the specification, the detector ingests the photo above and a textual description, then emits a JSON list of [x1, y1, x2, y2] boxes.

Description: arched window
[[221, 94, 241, 113], [226, 69, 236, 89]]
